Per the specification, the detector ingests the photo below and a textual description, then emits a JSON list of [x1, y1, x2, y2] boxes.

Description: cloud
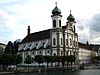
[[90, 13, 100, 32]]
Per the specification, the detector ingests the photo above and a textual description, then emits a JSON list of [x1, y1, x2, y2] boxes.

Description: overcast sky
[[0, 0, 100, 44]]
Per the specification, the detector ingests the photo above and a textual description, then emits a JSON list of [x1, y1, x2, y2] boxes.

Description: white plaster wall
[[52, 16, 62, 28]]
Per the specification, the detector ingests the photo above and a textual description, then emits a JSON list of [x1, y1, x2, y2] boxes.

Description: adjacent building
[[78, 42, 97, 64], [0, 43, 6, 54]]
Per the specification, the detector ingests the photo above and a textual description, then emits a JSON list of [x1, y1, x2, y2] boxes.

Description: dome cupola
[[67, 10, 75, 22], [52, 2, 61, 15], [52, 6, 61, 15]]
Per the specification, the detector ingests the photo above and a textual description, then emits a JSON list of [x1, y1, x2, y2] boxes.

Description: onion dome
[[52, 6, 61, 15], [67, 10, 75, 22]]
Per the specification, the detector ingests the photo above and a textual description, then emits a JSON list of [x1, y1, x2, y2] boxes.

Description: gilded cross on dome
[[55, 2, 57, 6]]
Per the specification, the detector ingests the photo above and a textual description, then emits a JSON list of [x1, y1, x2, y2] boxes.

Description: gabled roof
[[21, 29, 51, 43]]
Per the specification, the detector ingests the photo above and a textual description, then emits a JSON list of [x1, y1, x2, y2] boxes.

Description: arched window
[[39, 51, 41, 55], [70, 38, 72, 46], [53, 20, 56, 27], [53, 38, 56, 45], [61, 38, 63, 45], [61, 51, 63, 56], [73, 41, 75, 46], [59, 20, 61, 27], [54, 53, 56, 56], [66, 39, 68, 45]]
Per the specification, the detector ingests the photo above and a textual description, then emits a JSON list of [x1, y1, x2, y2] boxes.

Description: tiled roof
[[78, 42, 100, 51], [0, 43, 6, 46], [21, 29, 51, 43], [78, 42, 91, 50]]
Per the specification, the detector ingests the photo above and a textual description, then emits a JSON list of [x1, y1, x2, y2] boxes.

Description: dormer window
[[39, 51, 41, 54], [29, 44, 31, 47]]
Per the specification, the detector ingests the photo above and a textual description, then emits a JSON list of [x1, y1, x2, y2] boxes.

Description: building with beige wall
[[0, 43, 6, 54], [78, 42, 96, 64]]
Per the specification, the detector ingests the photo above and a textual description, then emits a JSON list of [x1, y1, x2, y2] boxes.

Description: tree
[[35, 55, 44, 66], [24, 55, 32, 72], [67, 55, 76, 67], [13, 41, 20, 54], [5, 41, 14, 54], [44, 56, 51, 67], [24, 55, 32, 64], [16, 54, 22, 65], [0, 54, 22, 70], [61, 56, 66, 67]]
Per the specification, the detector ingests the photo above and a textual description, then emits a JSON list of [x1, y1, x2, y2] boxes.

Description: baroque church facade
[[18, 5, 79, 65]]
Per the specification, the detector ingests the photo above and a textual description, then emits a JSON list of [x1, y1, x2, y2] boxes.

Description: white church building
[[18, 4, 79, 65]]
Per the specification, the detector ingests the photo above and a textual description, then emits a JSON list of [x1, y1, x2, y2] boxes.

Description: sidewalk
[[0, 71, 14, 74]]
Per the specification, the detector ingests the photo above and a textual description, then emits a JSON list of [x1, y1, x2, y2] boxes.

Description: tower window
[[53, 20, 56, 27], [59, 20, 61, 27], [53, 38, 56, 45], [70, 38, 72, 46]]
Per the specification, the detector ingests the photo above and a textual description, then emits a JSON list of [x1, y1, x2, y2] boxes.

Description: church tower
[[50, 3, 63, 56], [67, 10, 76, 32], [51, 2, 62, 28], [66, 10, 78, 58]]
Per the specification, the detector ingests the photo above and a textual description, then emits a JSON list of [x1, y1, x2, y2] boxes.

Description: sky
[[0, 0, 100, 44]]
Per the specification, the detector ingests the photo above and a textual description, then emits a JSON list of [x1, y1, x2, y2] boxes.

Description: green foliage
[[4, 41, 15, 54], [0, 54, 22, 70], [13, 41, 20, 54], [16, 54, 22, 65], [35, 55, 44, 65], [43, 56, 52, 67], [92, 56, 100, 63], [24, 55, 32, 64], [67, 55, 76, 62]]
